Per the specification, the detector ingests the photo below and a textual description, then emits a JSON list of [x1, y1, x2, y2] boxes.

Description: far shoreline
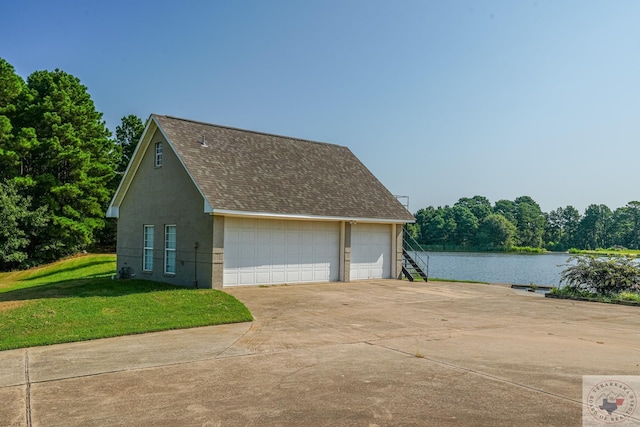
[[415, 248, 640, 257]]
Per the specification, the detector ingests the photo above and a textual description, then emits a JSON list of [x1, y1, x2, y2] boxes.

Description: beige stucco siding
[[116, 130, 214, 288]]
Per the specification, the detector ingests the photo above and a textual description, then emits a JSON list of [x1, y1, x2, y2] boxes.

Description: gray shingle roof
[[154, 114, 414, 222]]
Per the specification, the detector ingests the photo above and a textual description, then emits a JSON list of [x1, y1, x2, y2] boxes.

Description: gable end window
[[143, 225, 154, 271], [164, 225, 176, 275], [155, 142, 163, 167]]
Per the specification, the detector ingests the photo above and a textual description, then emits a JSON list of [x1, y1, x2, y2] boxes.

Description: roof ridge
[[154, 114, 347, 149]]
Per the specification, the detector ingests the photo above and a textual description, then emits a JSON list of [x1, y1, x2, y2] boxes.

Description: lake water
[[414, 251, 573, 287]]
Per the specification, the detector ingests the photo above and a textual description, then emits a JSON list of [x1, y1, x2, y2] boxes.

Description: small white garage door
[[224, 217, 340, 286], [350, 223, 392, 280]]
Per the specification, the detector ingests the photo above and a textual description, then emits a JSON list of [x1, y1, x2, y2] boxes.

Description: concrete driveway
[[1, 280, 639, 426]]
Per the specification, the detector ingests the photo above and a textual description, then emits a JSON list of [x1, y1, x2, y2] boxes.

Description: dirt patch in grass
[[0, 300, 28, 312]]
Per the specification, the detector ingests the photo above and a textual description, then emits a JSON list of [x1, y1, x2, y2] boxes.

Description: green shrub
[[512, 246, 546, 253], [545, 242, 566, 252], [618, 291, 640, 302], [560, 255, 640, 296], [549, 286, 597, 299]]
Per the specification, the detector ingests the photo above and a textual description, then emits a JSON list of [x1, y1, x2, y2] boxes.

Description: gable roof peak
[[152, 114, 346, 151]]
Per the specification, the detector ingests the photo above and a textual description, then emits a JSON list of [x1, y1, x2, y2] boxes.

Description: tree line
[[2, 56, 639, 270], [0, 57, 144, 271], [408, 195, 640, 252]]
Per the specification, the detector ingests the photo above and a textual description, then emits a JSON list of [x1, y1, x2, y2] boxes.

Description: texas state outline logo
[[583, 376, 639, 426]]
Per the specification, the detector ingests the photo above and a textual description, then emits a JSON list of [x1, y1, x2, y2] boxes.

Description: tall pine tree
[[115, 114, 145, 175], [95, 113, 145, 250], [0, 59, 119, 264], [0, 58, 51, 268]]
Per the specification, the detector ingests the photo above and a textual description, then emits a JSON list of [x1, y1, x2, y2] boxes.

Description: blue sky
[[2, 1, 639, 214]]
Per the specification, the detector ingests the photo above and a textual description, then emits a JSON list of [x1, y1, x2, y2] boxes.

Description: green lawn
[[0, 254, 253, 351], [568, 248, 640, 257]]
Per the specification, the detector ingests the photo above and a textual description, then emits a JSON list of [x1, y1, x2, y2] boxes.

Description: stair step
[[402, 248, 428, 282], [402, 266, 415, 281]]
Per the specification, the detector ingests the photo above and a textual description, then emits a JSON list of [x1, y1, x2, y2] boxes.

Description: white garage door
[[350, 223, 392, 280], [224, 217, 340, 286]]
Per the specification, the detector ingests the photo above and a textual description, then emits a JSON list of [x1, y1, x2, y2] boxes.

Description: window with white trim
[[155, 142, 163, 167], [164, 225, 176, 274], [143, 225, 154, 271]]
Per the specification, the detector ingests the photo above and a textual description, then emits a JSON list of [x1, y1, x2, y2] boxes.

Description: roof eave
[[210, 208, 415, 223]]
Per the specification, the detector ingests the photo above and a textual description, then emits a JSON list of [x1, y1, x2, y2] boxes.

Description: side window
[[164, 225, 176, 274], [155, 142, 163, 167], [143, 225, 154, 271]]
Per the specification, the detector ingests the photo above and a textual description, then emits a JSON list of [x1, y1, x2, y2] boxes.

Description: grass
[[548, 286, 597, 299], [510, 246, 547, 254], [548, 286, 640, 305], [0, 254, 253, 351], [0, 253, 118, 290], [619, 291, 640, 302], [568, 248, 640, 257]]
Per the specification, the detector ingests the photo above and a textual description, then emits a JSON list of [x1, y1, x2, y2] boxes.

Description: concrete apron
[[1, 280, 639, 426]]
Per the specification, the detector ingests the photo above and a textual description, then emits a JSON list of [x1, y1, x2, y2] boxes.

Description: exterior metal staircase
[[402, 228, 429, 282]]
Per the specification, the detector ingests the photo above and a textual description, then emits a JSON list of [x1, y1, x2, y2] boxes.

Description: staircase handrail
[[402, 227, 429, 281]]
